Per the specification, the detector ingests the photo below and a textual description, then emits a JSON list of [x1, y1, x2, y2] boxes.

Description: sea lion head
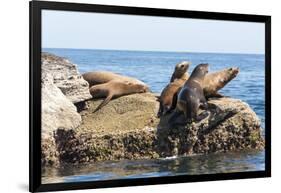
[[175, 61, 191, 74], [219, 67, 239, 85], [227, 67, 239, 79], [191, 63, 209, 79], [126, 82, 150, 93]]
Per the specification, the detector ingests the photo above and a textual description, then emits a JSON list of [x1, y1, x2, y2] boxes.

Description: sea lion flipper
[[186, 101, 198, 123], [93, 94, 113, 113], [212, 92, 224, 97], [155, 96, 161, 102], [157, 101, 163, 118], [199, 89, 207, 103], [196, 111, 210, 122], [168, 110, 182, 126]]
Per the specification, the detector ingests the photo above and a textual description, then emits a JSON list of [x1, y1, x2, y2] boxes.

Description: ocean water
[[42, 48, 265, 183]]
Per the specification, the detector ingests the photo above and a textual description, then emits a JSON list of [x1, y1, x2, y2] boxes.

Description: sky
[[42, 10, 265, 54]]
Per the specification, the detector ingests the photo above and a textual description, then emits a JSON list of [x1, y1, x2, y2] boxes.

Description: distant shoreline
[[43, 47, 265, 56]]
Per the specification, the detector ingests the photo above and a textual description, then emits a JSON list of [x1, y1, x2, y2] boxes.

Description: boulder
[[41, 72, 82, 136], [41, 72, 82, 166], [42, 52, 92, 104], [54, 93, 160, 164], [157, 97, 264, 157], [48, 94, 264, 165]]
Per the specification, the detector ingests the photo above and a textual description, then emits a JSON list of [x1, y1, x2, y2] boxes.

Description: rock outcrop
[[41, 72, 82, 166], [41, 53, 91, 166], [46, 94, 264, 166], [42, 53, 92, 104], [41, 72, 82, 136], [40, 53, 264, 167], [157, 97, 264, 157]]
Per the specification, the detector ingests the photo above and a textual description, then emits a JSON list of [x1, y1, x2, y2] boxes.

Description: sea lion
[[157, 79, 184, 117], [157, 61, 190, 117], [169, 63, 209, 124], [170, 61, 191, 82], [162, 66, 239, 115], [203, 67, 239, 98], [89, 80, 149, 112], [82, 71, 146, 87]]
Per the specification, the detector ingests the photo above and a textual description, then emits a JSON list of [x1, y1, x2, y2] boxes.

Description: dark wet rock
[[41, 134, 59, 167]]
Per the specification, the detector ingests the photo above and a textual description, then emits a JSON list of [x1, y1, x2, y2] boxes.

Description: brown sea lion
[[170, 61, 191, 82], [203, 67, 239, 98], [169, 63, 209, 124], [89, 80, 149, 112], [157, 61, 190, 117], [164, 66, 239, 115], [157, 79, 184, 117], [82, 71, 146, 87]]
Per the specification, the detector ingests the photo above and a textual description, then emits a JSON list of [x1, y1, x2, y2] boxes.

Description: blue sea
[[42, 48, 265, 183]]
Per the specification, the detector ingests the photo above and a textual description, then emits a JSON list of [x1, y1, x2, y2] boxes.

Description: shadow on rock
[[155, 97, 265, 158]]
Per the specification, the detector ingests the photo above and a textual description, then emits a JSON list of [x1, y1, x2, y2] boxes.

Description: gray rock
[[42, 52, 92, 103], [41, 52, 89, 167], [41, 72, 82, 137], [41, 72, 82, 167]]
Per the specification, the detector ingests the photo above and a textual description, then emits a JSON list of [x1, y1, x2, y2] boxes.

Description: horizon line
[[42, 47, 265, 55]]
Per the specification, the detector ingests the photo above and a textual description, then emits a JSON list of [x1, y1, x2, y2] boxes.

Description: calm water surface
[[42, 48, 265, 183]]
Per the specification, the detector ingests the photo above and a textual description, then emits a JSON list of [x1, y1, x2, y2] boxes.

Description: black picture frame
[[29, 1, 271, 192]]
